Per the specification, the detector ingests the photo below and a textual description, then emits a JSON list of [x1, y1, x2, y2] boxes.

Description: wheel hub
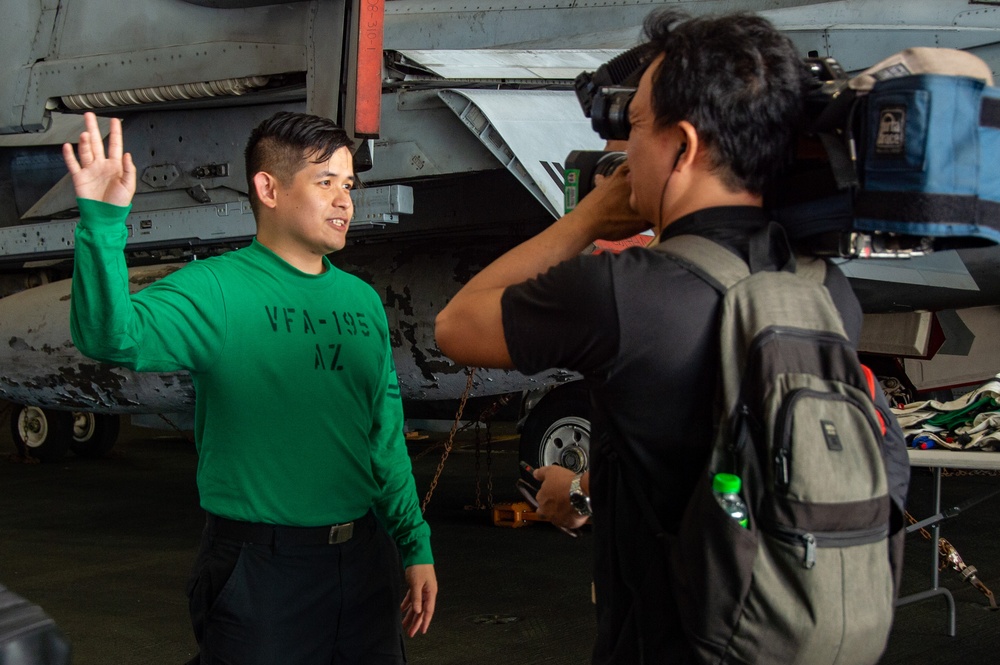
[[559, 446, 588, 473], [539, 416, 590, 473], [19, 407, 47, 448], [72, 412, 96, 442]]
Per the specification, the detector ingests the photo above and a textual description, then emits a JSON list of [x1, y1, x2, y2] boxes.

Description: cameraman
[[436, 9, 847, 663]]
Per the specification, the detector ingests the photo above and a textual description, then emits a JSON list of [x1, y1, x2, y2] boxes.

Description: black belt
[[208, 512, 366, 546]]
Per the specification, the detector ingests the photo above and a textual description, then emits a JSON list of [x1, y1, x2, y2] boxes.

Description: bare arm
[[434, 164, 649, 368]]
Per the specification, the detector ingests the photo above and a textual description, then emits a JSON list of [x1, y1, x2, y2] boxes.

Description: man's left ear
[[675, 121, 698, 168]]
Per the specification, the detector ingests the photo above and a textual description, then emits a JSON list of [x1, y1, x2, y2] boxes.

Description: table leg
[[895, 467, 957, 637]]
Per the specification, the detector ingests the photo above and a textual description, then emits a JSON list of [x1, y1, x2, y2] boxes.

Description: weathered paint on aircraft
[[0, 238, 577, 411], [0, 266, 195, 413]]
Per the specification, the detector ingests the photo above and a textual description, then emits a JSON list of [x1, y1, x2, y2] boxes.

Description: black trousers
[[185, 510, 406, 665]]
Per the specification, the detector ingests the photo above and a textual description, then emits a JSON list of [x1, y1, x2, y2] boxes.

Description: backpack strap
[[615, 233, 754, 538], [653, 234, 747, 293], [655, 222, 827, 289]]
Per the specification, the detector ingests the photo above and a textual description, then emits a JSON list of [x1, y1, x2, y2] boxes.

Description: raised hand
[[62, 111, 136, 207], [572, 161, 653, 242]]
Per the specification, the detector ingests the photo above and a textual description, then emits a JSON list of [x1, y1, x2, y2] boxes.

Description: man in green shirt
[[64, 110, 436, 664]]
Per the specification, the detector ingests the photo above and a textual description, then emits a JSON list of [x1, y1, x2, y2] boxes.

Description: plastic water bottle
[[713, 473, 749, 528]]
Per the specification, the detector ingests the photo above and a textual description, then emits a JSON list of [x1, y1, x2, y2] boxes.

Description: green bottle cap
[[713, 473, 742, 494]]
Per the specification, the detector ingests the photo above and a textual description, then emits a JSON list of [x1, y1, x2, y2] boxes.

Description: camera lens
[[592, 152, 627, 179], [591, 88, 635, 141]]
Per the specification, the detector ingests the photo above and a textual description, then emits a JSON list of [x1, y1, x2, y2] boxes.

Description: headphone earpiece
[[668, 143, 687, 171]]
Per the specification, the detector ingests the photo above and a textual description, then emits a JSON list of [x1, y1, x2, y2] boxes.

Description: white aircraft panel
[[438, 89, 606, 217]]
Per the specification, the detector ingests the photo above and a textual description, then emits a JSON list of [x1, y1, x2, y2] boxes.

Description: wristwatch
[[569, 473, 593, 517]]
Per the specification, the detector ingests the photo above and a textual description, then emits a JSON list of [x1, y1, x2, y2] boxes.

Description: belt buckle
[[328, 522, 353, 545]]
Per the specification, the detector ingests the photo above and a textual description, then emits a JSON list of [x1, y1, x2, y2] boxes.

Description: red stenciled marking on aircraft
[[355, 0, 384, 137]]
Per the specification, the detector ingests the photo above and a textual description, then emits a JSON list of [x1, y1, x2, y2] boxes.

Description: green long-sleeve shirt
[[70, 198, 431, 566]]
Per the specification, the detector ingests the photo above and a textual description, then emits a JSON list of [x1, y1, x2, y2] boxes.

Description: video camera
[[564, 45, 846, 215], [565, 43, 1000, 256], [563, 45, 647, 211]]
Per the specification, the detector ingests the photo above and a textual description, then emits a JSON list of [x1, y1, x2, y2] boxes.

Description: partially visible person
[[435, 9, 907, 664], [65, 110, 436, 664]]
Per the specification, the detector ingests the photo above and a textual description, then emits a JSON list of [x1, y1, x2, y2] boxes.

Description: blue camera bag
[[855, 73, 1000, 244]]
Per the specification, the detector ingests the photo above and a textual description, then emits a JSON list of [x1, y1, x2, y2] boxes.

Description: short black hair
[[641, 10, 805, 195], [244, 112, 354, 216]]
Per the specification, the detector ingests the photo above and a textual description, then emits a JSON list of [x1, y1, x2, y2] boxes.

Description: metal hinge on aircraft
[[385, 49, 623, 87], [0, 185, 413, 262], [351, 185, 413, 227]]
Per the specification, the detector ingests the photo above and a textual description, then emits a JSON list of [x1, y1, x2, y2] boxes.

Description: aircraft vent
[[61, 76, 271, 110]]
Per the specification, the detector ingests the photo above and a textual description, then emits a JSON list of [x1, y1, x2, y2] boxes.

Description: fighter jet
[[1, 0, 1000, 463]]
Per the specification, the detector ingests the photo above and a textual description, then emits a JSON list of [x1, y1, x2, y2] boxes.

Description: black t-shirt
[[501, 206, 863, 664]]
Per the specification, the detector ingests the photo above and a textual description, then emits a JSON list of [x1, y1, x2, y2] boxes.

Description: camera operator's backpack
[[636, 226, 905, 665]]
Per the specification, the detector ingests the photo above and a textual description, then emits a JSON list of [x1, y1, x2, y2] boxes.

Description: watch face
[[569, 486, 592, 516]]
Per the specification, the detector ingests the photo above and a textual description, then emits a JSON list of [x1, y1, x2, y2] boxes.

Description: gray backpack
[[638, 227, 903, 664]]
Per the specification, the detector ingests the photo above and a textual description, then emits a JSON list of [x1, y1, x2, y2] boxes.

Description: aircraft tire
[[70, 412, 121, 458], [9, 405, 73, 462], [519, 384, 591, 483]]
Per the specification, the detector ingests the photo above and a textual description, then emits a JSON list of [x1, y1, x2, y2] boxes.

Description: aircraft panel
[[782, 26, 1000, 72], [49, 0, 308, 59], [364, 90, 501, 182], [836, 251, 980, 291], [0, 186, 410, 263], [0, 0, 53, 133], [760, 0, 987, 26], [382, 0, 843, 50], [0, 113, 108, 149], [391, 49, 621, 80], [438, 90, 605, 217]]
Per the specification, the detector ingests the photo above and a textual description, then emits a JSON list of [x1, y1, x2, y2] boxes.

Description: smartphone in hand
[[515, 463, 579, 538], [517, 460, 540, 506]]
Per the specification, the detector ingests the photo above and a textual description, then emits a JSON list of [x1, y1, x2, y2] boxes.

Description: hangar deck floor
[[1, 415, 998, 664]]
